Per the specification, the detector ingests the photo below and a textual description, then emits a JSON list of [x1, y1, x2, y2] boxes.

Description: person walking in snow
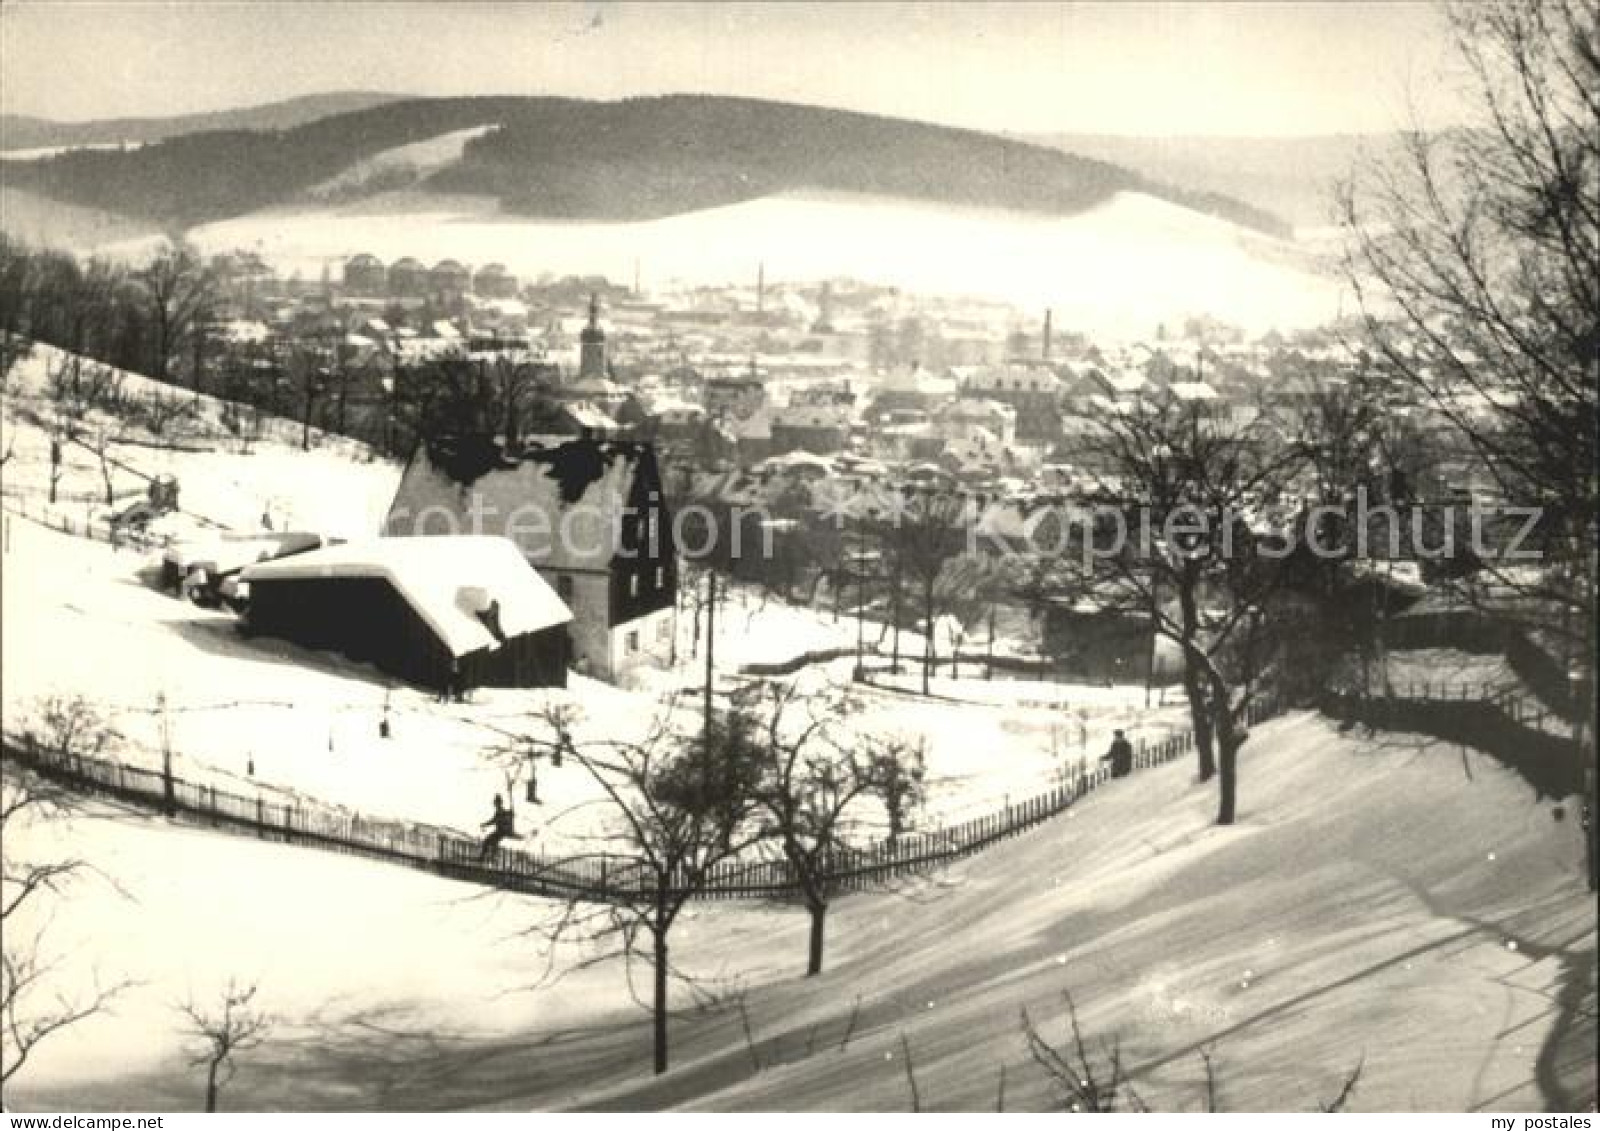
[[478, 794, 518, 861], [1102, 729, 1133, 779]]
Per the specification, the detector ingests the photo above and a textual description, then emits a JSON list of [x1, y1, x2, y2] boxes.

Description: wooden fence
[[1, 696, 1280, 906], [1319, 683, 1581, 799], [3, 496, 168, 552], [1383, 605, 1581, 723]]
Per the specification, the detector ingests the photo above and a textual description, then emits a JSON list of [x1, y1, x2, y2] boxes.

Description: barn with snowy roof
[[240, 536, 572, 692], [383, 435, 677, 681]]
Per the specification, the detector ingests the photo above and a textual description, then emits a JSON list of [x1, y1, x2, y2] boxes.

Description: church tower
[[579, 293, 607, 381]]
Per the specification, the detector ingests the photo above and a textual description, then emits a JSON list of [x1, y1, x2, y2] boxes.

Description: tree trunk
[[652, 924, 670, 1075], [1183, 665, 1216, 781], [191, 326, 205, 399], [1176, 582, 1215, 781], [806, 900, 828, 977], [152, 309, 170, 384], [922, 579, 935, 696], [1210, 674, 1248, 826], [703, 571, 716, 747], [205, 1058, 220, 1113], [1216, 732, 1242, 825], [891, 558, 903, 671]]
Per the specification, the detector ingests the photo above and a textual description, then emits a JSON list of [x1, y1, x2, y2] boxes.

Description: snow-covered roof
[[759, 451, 834, 474], [215, 320, 271, 344], [1168, 381, 1220, 401], [563, 402, 619, 431], [165, 531, 329, 574], [386, 438, 659, 572], [242, 535, 571, 658]]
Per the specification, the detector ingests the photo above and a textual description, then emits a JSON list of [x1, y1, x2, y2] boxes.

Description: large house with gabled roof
[[384, 434, 677, 681]]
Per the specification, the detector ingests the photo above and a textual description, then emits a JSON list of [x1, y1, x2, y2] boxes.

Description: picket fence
[[1319, 682, 1581, 799], [2, 697, 1280, 906], [3, 496, 167, 551]]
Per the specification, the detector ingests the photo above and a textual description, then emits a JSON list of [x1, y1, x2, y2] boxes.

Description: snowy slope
[[7, 712, 1592, 1111], [93, 189, 1344, 336], [3, 340, 399, 537], [303, 126, 496, 201], [2, 516, 1185, 839]]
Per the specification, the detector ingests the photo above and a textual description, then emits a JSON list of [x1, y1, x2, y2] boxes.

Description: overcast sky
[[1, 1, 1464, 137]]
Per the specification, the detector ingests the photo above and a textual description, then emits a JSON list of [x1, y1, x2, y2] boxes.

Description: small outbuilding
[[240, 536, 572, 692]]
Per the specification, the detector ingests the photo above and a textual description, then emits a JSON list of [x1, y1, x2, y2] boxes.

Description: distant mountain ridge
[[0, 94, 1294, 237], [1020, 132, 1410, 231], [0, 92, 407, 151]]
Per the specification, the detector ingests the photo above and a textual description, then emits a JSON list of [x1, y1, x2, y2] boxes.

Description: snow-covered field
[[0, 142, 134, 161], [1, 517, 1182, 837], [85, 189, 1346, 336], [6, 712, 1592, 1111], [304, 127, 496, 201]]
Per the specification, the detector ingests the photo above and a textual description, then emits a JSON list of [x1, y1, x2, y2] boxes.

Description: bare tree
[[873, 486, 974, 695], [1, 698, 125, 1105], [46, 352, 124, 423], [390, 351, 556, 447], [526, 697, 761, 1075], [282, 341, 328, 453], [176, 979, 272, 1112], [136, 240, 214, 388], [1021, 990, 1363, 1112], [89, 428, 119, 508], [1342, 0, 1598, 885], [737, 681, 927, 975], [1061, 396, 1303, 823], [1021, 992, 1144, 1113]]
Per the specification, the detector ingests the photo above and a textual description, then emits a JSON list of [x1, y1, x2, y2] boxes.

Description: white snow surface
[[4, 712, 1592, 1111], [90, 189, 1347, 336], [242, 535, 572, 657]]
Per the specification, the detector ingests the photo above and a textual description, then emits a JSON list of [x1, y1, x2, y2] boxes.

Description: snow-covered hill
[[89, 188, 1344, 337], [303, 126, 496, 202], [7, 712, 1592, 1111]]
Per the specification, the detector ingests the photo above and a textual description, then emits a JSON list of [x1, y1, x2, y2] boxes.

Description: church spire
[[579, 293, 607, 381]]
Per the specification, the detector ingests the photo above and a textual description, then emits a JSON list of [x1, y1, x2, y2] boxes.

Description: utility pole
[[703, 568, 717, 749], [986, 601, 997, 681], [854, 516, 867, 680], [158, 691, 176, 817]]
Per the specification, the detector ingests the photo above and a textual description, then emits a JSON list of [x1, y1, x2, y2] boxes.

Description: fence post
[[161, 748, 177, 818]]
